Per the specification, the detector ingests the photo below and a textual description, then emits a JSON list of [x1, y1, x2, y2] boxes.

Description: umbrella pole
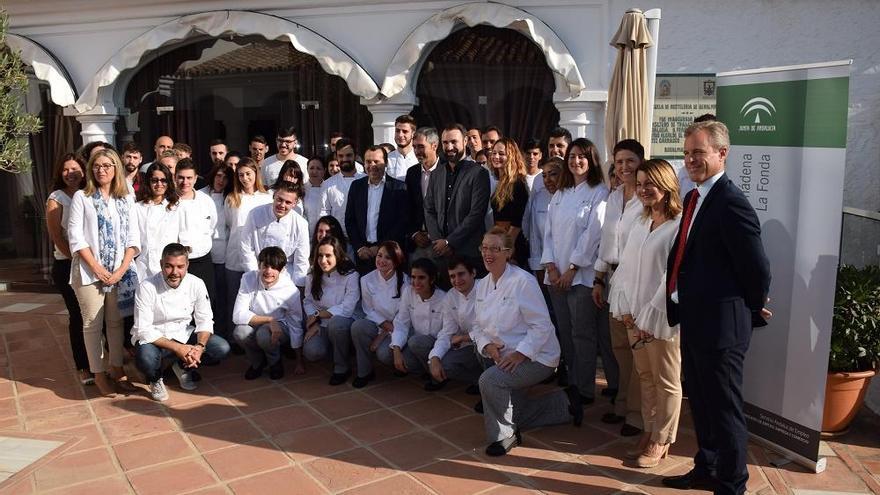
[[644, 8, 662, 158]]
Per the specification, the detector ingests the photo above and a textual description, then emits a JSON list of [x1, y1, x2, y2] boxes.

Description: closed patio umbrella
[[605, 8, 654, 159]]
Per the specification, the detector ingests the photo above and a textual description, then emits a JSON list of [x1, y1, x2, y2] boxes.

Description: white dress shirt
[[233, 269, 304, 347], [522, 186, 552, 271], [320, 172, 366, 235], [303, 270, 360, 325], [594, 187, 642, 273], [671, 170, 724, 303], [366, 178, 385, 243], [471, 264, 560, 368], [304, 182, 324, 237], [540, 181, 608, 287], [133, 200, 183, 280], [262, 154, 308, 186], [390, 286, 446, 349], [609, 214, 681, 340], [198, 186, 228, 264], [360, 270, 409, 325], [419, 160, 438, 198], [67, 190, 140, 285], [429, 285, 477, 360], [132, 272, 213, 345], [48, 189, 73, 260], [178, 190, 217, 259], [240, 204, 310, 287], [387, 148, 418, 181], [224, 192, 273, 272]]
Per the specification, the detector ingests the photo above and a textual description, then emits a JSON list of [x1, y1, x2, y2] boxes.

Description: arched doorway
[[412, 25, 559, 146], [121, 36, 373, 169]]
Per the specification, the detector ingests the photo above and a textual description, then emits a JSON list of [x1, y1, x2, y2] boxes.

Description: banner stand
[[750, 433, 827, 473]]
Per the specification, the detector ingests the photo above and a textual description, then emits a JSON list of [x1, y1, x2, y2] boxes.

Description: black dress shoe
[[424, 379, 448, 391], [601, 412, 625, 424], [474, 400, 484, 414], [601, 387, 618, 397], [485, 432, 521, 456], [465, 384, 480, 395], [661, 469, 717, 490], [329, 370, 351, 386], [565, 385, 583, 426], [620, 423, 642, 436], [269, 360, 284, 380], [244, 365, 264, 380], [352, 372, 375, 389]]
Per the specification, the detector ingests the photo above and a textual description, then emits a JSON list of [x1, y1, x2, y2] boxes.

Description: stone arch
[[5, 34, 77, 107], [74, 10, 379, 112], [380, 2, 585, 99]]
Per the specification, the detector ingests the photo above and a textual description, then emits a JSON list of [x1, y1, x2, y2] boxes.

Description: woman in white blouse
[[223, 158, 272, 340], [233, 246, 303, 380], [133, 163, 182, 281], [46, 153, 91, 384], [608, 159, 683, 468], [389, 257, 446, 385], [303, 235, 360, 385], [474, 227, 582, 457], [593, 139, 646, 432], [68, 149, 140, 397], [304, 157, 328, 237], [350, 241, 409, 388], [540, 137, 612, 403]]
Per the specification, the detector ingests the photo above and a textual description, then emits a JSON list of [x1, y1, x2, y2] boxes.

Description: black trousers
[[51, 259, 89, 370], [681, 339, 750, 495]]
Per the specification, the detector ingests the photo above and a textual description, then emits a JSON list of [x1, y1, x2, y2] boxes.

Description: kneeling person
[[233, 246, 304, 380], [133, 243, 231, 401], [389, 258, 446, 382]]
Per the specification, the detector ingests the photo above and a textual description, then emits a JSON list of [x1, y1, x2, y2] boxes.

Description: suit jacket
[[423, 158, 490, 258], [344, 175, 408, 253], [666, 173, 771, 350], [405, 163, 427, 244]]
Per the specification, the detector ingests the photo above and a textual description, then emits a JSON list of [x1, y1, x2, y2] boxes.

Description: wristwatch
[[568, 263, 579, 272]]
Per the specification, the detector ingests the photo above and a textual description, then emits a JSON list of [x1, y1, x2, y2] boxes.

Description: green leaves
[[829, 264, 880, 372], [0, 9, 43, 174]]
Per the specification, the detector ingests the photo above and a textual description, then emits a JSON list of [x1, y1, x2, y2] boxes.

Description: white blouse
[[303, 270, 360, 325], [240, 204, 310, 287], [471, 264, 560, 368], [199, 186, 228, 264], [522, 186, 553, 271], [608, 214, 681, 340], [67, 190, 140, 285], [133, 200, 183, 280], [540, 181, 608, 287], [594, 187, 643, 274], [47, 189, 73, 260], [390, 286, 447, 349], [360, 270, 409, 325], [224, 192, 272, 272], [429, 285, 477, 360], [233, 270, 303, 347]]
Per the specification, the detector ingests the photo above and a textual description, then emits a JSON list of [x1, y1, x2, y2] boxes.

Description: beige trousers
[[610, 316, 643, 428], [629, 332, 682, 444], [71, 257, 125, 374]]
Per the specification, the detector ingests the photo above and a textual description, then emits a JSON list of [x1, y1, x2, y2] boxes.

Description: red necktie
[[667, 189, 700, 295]]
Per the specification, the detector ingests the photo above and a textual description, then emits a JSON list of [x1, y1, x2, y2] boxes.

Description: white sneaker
[[150, 379, 169, 402], [172, 362, 197, 391]]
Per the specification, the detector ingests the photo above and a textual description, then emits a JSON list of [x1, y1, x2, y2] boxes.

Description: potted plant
[[823, 264, 880, 434]]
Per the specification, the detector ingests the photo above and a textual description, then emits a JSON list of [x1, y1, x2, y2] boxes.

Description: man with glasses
[[263, 127, 309, 186]]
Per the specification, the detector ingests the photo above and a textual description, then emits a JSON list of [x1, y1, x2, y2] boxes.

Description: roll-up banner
[[716, 60, 851, 473]]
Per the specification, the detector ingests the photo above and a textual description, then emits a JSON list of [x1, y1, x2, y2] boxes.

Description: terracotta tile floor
[[1, 290, 879, 494]]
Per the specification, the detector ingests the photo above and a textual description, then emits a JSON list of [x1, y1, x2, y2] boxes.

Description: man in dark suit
[[423, 123, 490, 286], [345, 145, 409, 274], [406, 127, 441, 258], [663, 121, 771, 495]]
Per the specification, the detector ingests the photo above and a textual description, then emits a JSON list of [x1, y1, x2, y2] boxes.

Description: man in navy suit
[[345, 145, 408, 274], [662, 121, 771, 495]]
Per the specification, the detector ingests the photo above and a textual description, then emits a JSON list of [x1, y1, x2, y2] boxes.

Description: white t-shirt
[[48, 189, 73, 260], [262, 154, 309, 187]]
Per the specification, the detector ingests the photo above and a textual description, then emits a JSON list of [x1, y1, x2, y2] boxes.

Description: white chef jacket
[[178, 190, 217, 259], [540, 181, 608, 287], [198, 186, 228, 264], [429, 285, 477, 360], [360, 269, 409, 325], [319, 172, 366, 235], [471, 264, 560, 368], [594, 187, 643, 273], [224, 192, 272, 272], [303, 183, 324, 237], [67, 190, 140, 285], [386, 148, 418, 181], [303, 270, 360, 325], [240, 204, 310, 287], [525, 171, 545, 194], [522, 186, 552, 271], [390, 286, 446, 349], [233, 269, 304, 347], [133, 200, 183, 280], [132, 272, 213, 345]]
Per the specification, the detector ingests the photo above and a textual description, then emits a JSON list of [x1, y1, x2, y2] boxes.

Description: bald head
[[154, 136, 174, 159]]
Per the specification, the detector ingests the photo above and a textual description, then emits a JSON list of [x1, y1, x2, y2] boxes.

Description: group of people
[[46, 114, 770, 495]]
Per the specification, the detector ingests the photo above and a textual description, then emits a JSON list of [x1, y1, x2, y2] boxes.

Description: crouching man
[[132, 243, 231, 401]]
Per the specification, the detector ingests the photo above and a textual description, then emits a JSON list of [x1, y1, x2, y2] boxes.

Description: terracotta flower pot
[[822, 370, 876, 434]]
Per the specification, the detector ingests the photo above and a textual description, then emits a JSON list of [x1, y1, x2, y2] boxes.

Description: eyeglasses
[[479, 245, 510, 254], [93, 164, 114, 170], [631, 336, 655, 350], [149, 178, 168, 184]]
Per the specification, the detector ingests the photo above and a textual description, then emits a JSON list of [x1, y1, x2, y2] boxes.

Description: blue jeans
[[135, 333, 230, 383]]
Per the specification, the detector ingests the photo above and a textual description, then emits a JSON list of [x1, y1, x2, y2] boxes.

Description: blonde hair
[[490, 137, 527, 211], [84, 149, 129, 199], [638, 159, 682, 220], [226, 158, 266, 208], [684, 120, 730, 151], [484, 226, 514, 252]]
